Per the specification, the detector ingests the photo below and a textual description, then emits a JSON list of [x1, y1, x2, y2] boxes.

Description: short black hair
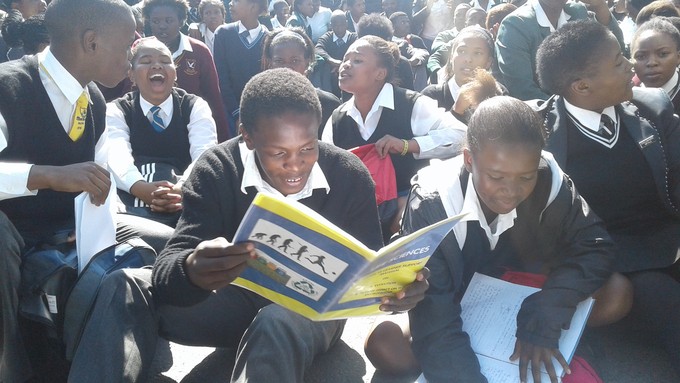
[[486, 3, 516, 30], [633, 17, 680, 51], [240, 68, 322, 134], [356, 13, 393, 40], [536, 20, 613, 96], [261, 27, 315, 71], [45, 0, 134, 45], [635, 0, 679, 25], [467, 96, 545, 154], [142, 0, 188, 25], [0, 11, 49, 54]]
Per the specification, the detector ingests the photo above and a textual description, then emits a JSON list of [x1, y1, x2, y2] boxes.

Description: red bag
[[350, 144, 397, 205]]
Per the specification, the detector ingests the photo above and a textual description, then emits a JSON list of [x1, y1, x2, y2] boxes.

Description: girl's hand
[[375, 134, 410, 158], [510, 340, 571, 383]]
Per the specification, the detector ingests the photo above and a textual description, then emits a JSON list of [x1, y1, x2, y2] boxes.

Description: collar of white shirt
[[333, 32, 348, 42], [342, 83, 394, 140], [533, 0, 571, 32], [660, 70, 679, 96], [38, 48, 90, 106], [238, 21, 264, 43], [139, 94, 174, 128], [238, 141, 330, 200], [563, 99, 617, 133], [446, 76, 462, 102], [172, 34, 195, 60]]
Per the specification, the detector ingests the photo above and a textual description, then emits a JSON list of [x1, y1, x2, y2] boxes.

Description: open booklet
[[231, 192, 465, 321], [416, 273, 594, 383]]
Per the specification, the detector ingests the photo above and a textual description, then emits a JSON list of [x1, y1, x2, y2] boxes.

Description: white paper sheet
[[74, 176, 117, 273]]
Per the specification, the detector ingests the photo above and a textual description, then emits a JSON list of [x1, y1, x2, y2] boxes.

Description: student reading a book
[[534, 19, 680, 378], [321, 34, 467, 237], [364, 97, 632, 382], [107, 37, 217, 227], [68, 68, 431, 382]]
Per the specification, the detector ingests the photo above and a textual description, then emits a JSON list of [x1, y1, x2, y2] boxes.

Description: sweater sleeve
[[515, 175, 614, 348], [315, 32, 333, 62], [195, 42, 231, 142], [405, 191, 488, 383], [152, 146, 239, 306]]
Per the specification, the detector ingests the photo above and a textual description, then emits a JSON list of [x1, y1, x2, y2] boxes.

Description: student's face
[[454, 5, 470, 31], [330, 17, 347, 36], [130, 46, 177, 105], [12, 0, 46, 19], [392, 15, 411, 37], [339, 40, 387, 94], [465, 9, 486, 28], [230, 0, 258, 21], [451, 35, 492, 85], [351, 0, 366, 16], [632, 30, 680, 88], [464, 143, 540, 216], [382, 0, 397, 16], [276, 3, 291, 19], [577, 35, 635, 111], [269, 42, 310, 75], [242, 112, 320, 196], [202, 4, 225, 31], [93, 17, 137, 88], [296, 0, 315, 17], [312, 0, 321, 14], [149, 6, 182, 46]]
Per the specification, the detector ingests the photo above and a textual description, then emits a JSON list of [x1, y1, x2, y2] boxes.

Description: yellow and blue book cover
[[232, 193, 465, 321]]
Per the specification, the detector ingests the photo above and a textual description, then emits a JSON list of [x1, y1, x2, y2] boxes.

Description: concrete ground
[[150, 314, 679, 383]]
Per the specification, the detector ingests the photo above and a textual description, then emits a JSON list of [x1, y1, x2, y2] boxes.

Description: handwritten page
[[459, 273, 594, 383]]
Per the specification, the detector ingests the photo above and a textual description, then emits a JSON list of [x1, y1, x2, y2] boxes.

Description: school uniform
[[171, 34, 230, 142], [107, 88, 217, 195], [495, 0, 624, 101], [0, 50, 172, 382], [68, 139, 384, 381], [407, 153, 614, 382], [213, 21, 267, 136], [286, 11, 313, 37], [533, 88, 680, 376], [421, 76, 508, 119], [322, 83, 466, 192], [316, 88, 341, 138], [308, 6, 333, 42], [638, 69, 680, 114], [345, 11, 361, 33]]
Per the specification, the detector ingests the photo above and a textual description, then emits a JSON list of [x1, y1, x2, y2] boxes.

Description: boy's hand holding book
[[379, 267, 430, 313], [185, 238, 257, 291]]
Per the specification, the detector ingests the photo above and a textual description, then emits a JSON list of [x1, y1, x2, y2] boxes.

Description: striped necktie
[[69, 91, 88, 141], [149, 106, 165, 132]]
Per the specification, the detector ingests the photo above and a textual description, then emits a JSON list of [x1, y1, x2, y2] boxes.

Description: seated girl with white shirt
[[107, 37, 217, 226], [322, 35, 466, 236]]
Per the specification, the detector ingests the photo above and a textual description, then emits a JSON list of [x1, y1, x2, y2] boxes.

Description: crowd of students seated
[[1, 0, 680, 382]]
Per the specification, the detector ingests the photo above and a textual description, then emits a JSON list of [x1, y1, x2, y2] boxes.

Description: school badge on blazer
[[183, 59, 198, 76]]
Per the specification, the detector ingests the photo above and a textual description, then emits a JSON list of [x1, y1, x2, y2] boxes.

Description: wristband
[[400, 139, 409, 156]]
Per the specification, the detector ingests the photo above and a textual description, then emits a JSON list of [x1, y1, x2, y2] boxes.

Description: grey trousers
[[0, 211, 173, 383], [68, 268, 346, 383]]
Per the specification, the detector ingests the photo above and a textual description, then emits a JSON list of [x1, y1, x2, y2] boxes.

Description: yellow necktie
[[69, 92, 88, 141]]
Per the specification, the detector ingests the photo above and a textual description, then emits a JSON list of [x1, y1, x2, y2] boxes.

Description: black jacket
[[407, 155, 614, 383]]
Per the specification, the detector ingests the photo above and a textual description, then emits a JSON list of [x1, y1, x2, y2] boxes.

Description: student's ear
[[241, 124, 256, 150], [82, 29, 98, 54], [376, 67, 387, 82], [463, 148, 473, 173], [569, 78, 591, 98]]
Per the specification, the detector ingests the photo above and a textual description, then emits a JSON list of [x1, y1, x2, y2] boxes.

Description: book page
[[460, 273, 594, 383]]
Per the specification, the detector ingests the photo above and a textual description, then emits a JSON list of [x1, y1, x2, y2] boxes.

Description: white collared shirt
[[172, 34, 195, 59], [564, 99, 619, 148], [533, 0, 571, 32], [308, 6, 332, 42], [446, 77, 462, 103], [237, 21, 265, 44], [0, 48, 109, 200], [198, 23, 218, 53], [658, 70, 680, 97], [413, 151, 564, 250], [238, 141, 330, 201], [333, 32, 349, 43], [106, 93, 217, 192], [321, 83, 467, 159]]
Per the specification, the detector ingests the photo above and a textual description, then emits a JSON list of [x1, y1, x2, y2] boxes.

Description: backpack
[[19, 236, 155, 360]]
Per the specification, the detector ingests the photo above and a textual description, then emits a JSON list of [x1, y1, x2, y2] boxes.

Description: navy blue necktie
[[149, 106, 165, 133]]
